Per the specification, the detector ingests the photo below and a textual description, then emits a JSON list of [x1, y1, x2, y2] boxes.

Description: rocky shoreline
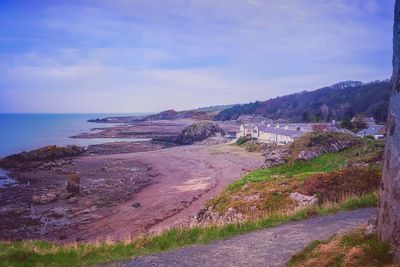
[[0, 118, 246, 242], [0, 142, 159, 242]]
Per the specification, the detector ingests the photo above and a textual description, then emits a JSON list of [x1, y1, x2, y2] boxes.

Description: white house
[[237, 123, 307, 145], [357, 125, 386, 139]]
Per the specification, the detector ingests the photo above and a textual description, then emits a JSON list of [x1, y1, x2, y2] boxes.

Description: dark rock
[[191, 207, 246, 226], [175, 122, 222, 145], [262, 146, 289, 167], [67, 173, 80, 195], [32, 193, 58, 205], [0, 145, 84, 170], [132, 202, 141, 208], [297, 139, 354, 160]]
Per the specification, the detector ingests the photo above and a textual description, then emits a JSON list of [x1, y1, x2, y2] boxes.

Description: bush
[[301, 167, 381, 203], [365, 135, 375, 140], [236, 137, 251, 145], [340, 119, 368, 133]]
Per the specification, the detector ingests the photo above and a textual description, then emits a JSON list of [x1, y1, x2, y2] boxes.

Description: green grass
[[227, 139, 383, 192], [0, 193, 378, 267], [207, 138, 383, 215], [227, 146, 360, 192]]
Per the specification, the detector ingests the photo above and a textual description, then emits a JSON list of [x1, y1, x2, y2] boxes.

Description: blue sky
[[0, 0, 395, 113]]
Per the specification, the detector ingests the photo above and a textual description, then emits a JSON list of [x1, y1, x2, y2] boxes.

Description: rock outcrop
[[175, 122, 221, 145], [262, 146, 289, 167], [378, 0, 400, 261], [0, 145, 85, 169], [32, 193, 58, 205], [197, 137, 230, 146], [289, 192, 318, 207], [297, 139, 355, 160], [291, 132, 359, 161], [191, 207, 246, 226], [261, 132, 358, 168]]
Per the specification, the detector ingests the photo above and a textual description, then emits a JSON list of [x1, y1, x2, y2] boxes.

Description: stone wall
[[377, 0, 400, 261]]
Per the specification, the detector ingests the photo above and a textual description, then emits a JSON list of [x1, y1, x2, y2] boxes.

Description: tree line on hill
[[214, 80, 390, 123]]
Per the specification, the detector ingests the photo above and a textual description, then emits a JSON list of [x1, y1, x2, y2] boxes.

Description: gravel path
[[125, 208, 376, 267]]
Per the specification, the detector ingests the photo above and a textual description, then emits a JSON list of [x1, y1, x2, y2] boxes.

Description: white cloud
[[0, 0, 394, 112]]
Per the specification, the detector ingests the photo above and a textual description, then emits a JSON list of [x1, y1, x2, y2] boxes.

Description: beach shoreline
[[0, 118, 251, 243]]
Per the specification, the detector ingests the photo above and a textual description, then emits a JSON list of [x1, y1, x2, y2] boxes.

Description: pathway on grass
[[125, 208, 376, 267]]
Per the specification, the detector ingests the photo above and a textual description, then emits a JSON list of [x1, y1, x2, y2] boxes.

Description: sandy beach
[[0, 130, 263, 242]]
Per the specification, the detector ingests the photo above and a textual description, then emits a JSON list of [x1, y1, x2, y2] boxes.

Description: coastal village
[[233, 114, 386, 145]]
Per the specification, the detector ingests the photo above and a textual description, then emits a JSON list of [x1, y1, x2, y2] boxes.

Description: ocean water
[[0, 113, 147, 157]]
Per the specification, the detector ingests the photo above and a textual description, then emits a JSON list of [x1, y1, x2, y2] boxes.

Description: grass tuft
[[288, 228, 394, 267]]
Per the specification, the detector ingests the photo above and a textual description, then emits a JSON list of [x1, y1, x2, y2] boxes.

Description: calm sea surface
[[0, 113, 146, 157]]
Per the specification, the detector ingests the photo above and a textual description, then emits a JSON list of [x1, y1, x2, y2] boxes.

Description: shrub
[[236, 136, 251, 145], [365, 135, 375, 140], [340, 119, 368, 133], [301, 167, 381, 203]]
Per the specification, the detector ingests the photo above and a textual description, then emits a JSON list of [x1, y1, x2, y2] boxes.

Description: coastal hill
[[215, 80, 391, 122], [89, 80, 390, 124]]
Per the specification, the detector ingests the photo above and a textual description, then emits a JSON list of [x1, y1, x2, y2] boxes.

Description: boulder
[[191, 207, 246, 226], [262, 146, 289, 167], [289, 192, 318, 207], [32, 193, 58, 205], [175, 122, 222, 145], [67, 174, 80, 195]]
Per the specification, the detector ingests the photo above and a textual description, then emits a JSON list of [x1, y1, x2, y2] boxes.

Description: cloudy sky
[[0, 0, 395, 113]]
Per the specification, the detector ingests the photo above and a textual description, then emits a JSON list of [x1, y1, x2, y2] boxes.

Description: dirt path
[[125, 208, 376, 267], [70, 144, 264, 241]]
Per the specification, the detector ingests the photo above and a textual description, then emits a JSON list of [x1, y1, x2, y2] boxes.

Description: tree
[[377, 0, 400, 261], [320, 104, 330, 122]]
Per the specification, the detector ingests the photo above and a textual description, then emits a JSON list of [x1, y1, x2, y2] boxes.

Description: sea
[[0, 113, 148, 157]]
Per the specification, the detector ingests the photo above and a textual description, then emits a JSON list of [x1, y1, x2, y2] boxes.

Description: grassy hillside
[[215, 80, 390, 122], [0, 134, 385, 266], [207, 134, 384, 219]]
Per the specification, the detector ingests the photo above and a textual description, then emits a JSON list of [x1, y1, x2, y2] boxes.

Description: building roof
[[258, 125, 304, 138], [352, 116, 376, 124], [357, 125, 386, 136]]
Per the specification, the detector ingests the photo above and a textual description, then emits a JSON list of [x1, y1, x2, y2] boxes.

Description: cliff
[[377, 0, 400, 261]]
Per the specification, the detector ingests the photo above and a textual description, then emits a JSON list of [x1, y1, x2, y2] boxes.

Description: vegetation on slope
[[0, 194, 378, 267], [207, 136, 384, 218], [288, 229, 395, 267], [215, 80, 390, 122]]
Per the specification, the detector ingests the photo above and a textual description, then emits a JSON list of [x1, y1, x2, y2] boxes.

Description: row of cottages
[[357, 124, 386, 139], [237, 123, 310, 144]]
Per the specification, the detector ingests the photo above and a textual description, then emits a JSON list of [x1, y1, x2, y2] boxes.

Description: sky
[[0, 0, 395, 113]]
